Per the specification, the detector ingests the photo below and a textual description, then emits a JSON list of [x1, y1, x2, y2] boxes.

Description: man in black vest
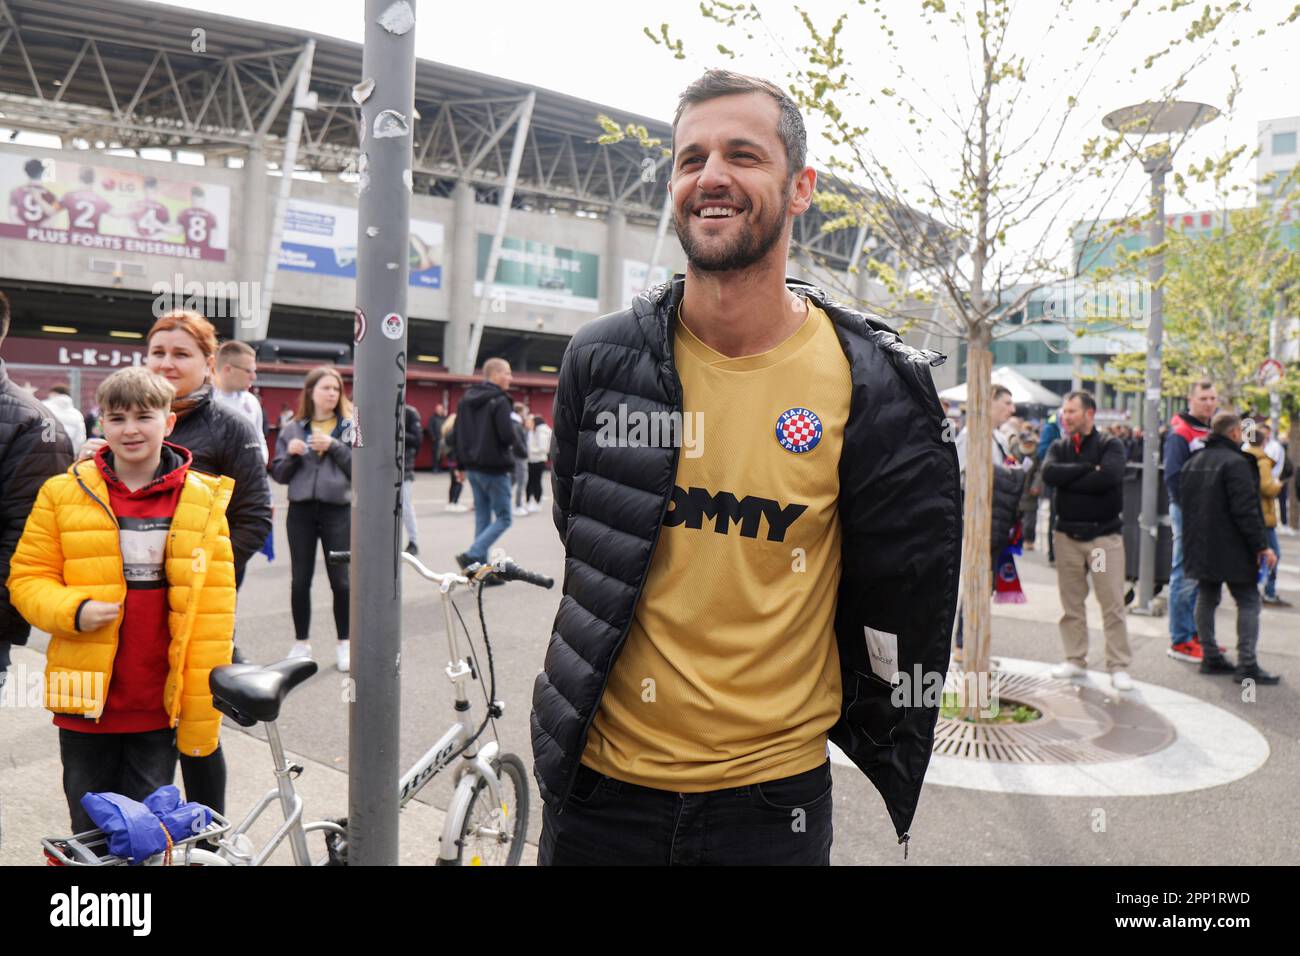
[[0, 290, 75, 691], [1180, 411, 1280, 684], [532, 70, 961, 865], [1041, 391, 1133, 691]]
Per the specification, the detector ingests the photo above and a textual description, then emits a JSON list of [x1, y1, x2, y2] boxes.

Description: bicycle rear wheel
[[441, 752, 529, 866]]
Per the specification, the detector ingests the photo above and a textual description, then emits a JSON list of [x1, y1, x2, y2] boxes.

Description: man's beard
[[673, 187, 789, 273]]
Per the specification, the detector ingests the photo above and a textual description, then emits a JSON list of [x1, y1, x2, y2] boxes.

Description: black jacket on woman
[[169, 384, 272, 576], [1180, 433, 1269, 583], [532, 276, 962, 843]]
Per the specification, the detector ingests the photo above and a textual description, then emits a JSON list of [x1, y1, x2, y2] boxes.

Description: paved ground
[[2, 472, 1297, 865]]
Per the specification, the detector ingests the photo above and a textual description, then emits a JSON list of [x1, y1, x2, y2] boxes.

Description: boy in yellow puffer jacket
[[7, 367, 236, 833]]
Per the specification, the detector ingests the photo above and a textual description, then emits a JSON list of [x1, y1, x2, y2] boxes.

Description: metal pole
[[349, 0, 416, 866], [461, 91, 535, 374], [1136, 153, 1168, 612], [251, 40, 315, 341]]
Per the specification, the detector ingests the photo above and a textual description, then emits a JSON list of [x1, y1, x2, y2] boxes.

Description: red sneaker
[[1167, 640, 1203, 663]]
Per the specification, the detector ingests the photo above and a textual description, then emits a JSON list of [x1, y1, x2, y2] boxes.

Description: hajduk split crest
[[775, 406, 823, 453]]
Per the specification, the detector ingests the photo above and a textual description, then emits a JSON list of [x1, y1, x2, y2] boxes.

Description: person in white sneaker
[[270, 367, 353, 673], [1041, 391, 1133, 692], [525, 412, 552, 514]]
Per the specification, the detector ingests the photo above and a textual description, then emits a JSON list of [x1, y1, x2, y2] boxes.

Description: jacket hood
[[90, 440, 193, 498], [462, 380, 507, 409], [44, 393, 75, 411]]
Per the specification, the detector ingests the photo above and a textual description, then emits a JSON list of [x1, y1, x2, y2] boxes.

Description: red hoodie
[[54, 442, 192, 735]]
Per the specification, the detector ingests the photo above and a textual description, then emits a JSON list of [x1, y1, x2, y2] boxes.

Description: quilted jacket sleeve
[[7, 479, 90, 637], [550, 341, 582, 540], [0, 406, 74, 643]]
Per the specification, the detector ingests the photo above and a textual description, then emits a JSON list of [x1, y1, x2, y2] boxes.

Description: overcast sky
[[151, 1, 1300, 267]]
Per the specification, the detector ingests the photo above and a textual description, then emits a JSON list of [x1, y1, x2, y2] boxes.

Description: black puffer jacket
[[453, 381, 525, 474], [169, 385, 272, 574], [1041, 428, 1125, 541], [532, 277, 962, 843], [1181, 433, 1269, 583], [403, 405, 422, 481], [0, 359, 75, 644]]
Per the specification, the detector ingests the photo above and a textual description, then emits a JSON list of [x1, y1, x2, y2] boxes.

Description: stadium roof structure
[[0, 0, 946, 270]]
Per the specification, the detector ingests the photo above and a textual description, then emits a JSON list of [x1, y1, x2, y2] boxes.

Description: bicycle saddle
[[210, 659, 319, 726]]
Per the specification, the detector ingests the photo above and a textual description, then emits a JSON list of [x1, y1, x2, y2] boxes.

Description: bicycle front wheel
[[444, 752, 529, 866]]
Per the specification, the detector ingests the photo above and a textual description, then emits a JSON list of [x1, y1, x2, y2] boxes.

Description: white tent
[[938, 366, 1062, 407]]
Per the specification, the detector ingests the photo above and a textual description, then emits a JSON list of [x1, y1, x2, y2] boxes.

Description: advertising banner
[[0, 150, 230, 261], [621, 258, 671, 309], [277, 198, 444, 288], [474, 234, 599, 312]]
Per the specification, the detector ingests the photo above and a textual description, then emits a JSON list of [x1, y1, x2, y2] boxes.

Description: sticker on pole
[[1256, 358, 1284, 387], [381, 312, 404, 340], [354, 308, 367, 344], [349, 404, 363, 448]]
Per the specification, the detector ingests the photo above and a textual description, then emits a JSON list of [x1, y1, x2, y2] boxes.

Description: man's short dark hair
[[0, 289, 10, 342], [1189, 378, 1214, 397], [673, 70, 807, 180], [1064, 390, 1097, 413], [48, 384, 71, 397], [991, 384, 1012, 402], [1211, 410, 1240, 437]]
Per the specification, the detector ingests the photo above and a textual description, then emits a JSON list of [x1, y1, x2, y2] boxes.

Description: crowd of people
[[951, 377, 1294, 689], [0, 291, 556, 835]]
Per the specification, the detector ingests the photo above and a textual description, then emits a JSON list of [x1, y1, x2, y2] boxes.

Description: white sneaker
[[512, 506, 528, 517], [526, 502, 539, 513], [287, 641, 312, 661], [1050, 661, 1086, 679], [336, 641, 350, 673], [444, 503, 467, 512], [1111, 670, 1134, 692]]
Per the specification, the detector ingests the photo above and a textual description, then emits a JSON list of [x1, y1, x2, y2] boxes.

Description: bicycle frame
[[212, 553, 511, 865]]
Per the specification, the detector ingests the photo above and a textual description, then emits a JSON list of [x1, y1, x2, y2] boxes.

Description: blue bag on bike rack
[[79, 785, 213, 864]]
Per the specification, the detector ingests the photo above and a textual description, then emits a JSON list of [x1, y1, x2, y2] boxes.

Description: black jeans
[[287, 500, 351, 642], [539, 760, 834, 865], [1195, 580, 1261, 667], [448, 469, 463, 504], [59, 728, 177, 834], [526, 461, 546, 503]]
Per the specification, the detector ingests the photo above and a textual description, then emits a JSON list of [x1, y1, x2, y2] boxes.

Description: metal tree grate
[[932, 668, 1176, 764]]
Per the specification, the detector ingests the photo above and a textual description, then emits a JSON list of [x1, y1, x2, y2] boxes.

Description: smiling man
[[531, 70, 962, 865]]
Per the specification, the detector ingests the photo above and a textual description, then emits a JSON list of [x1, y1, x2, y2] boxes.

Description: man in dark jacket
[[532, 70, 961, 865], [1181, 411, 1280, 684], [1164, 379, 1217, 662], [453, 358, 526, 573], [1041, 391, 1133, 691], [0, 290, 75, 689]]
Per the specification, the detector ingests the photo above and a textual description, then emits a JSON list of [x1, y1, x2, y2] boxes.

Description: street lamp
[[1102, 100, 1218, 614]]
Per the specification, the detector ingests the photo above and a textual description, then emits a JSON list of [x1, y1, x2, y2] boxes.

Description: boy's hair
[[96, 367, 175, 414]]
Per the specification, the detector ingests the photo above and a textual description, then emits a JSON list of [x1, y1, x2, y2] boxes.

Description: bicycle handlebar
[[329, 549, 552, 589], [491, 560, 554, 589]]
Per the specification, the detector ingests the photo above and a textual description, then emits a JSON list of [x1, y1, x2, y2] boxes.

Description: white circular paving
[[829, 656, 1271, 796]]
